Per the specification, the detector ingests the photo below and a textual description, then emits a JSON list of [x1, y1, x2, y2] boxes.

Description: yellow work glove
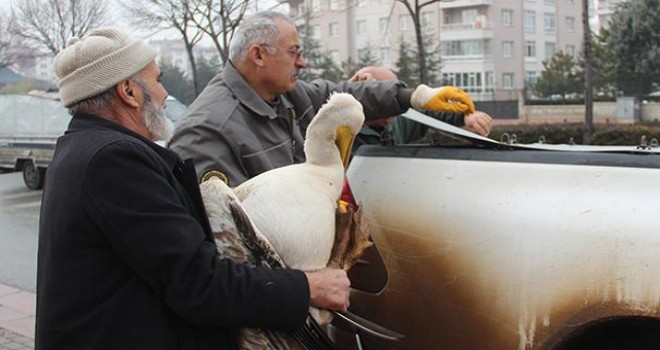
[[411, 84, 475, 114]]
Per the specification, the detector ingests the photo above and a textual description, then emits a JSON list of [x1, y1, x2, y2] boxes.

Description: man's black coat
[[36, 114, 309, 350]]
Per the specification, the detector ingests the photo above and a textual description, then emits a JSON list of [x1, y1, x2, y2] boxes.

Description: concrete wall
[[510, 102, 628, 124], [477, 101, 660, 125], [641, 103, 660, 123], [520, 102, 617, 123]]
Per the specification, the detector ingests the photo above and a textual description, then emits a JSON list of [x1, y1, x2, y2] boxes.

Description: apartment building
[[594, 0, 625, 32], [285, 0, 584, 102]]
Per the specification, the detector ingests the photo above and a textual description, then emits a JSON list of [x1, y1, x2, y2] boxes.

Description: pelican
[[199, 93, 401, 347], [233, 93, 365, 272], [200, 177, 391, 349]]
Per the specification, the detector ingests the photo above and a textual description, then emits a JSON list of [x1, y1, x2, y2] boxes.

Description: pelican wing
[[200, 177, 284, 267]]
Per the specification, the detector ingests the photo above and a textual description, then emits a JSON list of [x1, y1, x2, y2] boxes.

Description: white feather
[[234, 93, 365, 271]]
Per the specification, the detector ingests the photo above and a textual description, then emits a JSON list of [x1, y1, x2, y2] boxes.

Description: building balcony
[[440, 25, 494, 41], [442, 21, 491, 31], [439, 0, 493, 8], [441, 54, 493, 62]]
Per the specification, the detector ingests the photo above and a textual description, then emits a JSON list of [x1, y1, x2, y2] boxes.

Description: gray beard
[[143, 94, 173, 142]]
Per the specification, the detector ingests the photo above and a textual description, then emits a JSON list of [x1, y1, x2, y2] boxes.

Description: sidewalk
[[0, 283, 35, 350]]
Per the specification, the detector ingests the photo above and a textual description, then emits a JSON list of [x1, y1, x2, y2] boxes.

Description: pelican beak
[[335, 125, 356, 170]]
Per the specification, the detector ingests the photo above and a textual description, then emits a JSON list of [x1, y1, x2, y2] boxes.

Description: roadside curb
[[0, 283, 35, 341]]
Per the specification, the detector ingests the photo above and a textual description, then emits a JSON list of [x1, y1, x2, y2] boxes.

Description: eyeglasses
[[260, 44, 304, 60]]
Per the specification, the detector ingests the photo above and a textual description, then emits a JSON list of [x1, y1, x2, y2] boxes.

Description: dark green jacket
[[352, 111, 466, 153]]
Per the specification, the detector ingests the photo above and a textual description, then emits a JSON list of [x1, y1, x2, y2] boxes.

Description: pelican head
[[305, 93, 365, 169]]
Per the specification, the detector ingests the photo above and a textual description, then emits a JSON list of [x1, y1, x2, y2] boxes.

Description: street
[[0, 171, 39, 292]]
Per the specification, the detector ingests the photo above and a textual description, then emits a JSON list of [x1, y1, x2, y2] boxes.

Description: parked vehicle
[[0, 94, 69, 189], [335, 110, 660, 349], [0, 94, 186, 190]]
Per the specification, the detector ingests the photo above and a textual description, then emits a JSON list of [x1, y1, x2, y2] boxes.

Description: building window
[[461, 9, 477, 25], [502, 41, 513, 57], [525, 40, 536, 58], [379, 47, 390, 62], [502, 73, 514, 89], [545, 42, 556, 61], [525, 71, 539, 85], [565, 45, 575, 56], [544, 13, 556, 32], [422, 11, 433, 27], [501, 9, 513, 27], [356, 20, 367, 35], [565, 16, 575, 32], [329, 22, 339, 37], [486, 71, 494, 91], [565, 0, 574, 3], [329, 0, 341, 10], [544, 0, 556, 4], [524, 10, 536, 31], [442, 39, 491, 57], [311, 25, 321, 40], [441, 72, 486, 93], [399, 15, 410, 31], [442, 73, 454, 85], [330, 50, 340, 64], [311, 0, 321, 11], [379, 17, 389, 34]]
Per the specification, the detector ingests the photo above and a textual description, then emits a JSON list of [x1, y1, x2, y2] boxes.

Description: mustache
[[292, 67, 304, 78]]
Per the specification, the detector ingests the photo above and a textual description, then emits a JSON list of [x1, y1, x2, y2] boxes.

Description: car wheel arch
[[544, 316, 660, 350]]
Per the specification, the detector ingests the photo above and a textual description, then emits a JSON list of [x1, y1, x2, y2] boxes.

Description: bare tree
[[121, 0, 205, 96], [189, 0, 249, 66], [0, 11, 15, 68], [395, 0, 446, 84], [11, 0, 108, 55], [582, 0, 594, 144]]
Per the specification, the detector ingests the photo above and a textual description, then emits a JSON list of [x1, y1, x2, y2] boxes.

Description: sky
[[0, 0, 285, 43], [0, 1, 11, 12]]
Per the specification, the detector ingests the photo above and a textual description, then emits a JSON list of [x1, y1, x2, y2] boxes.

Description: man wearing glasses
[[170, 11, 479, 187]]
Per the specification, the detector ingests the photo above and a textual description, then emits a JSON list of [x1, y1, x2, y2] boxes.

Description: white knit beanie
[[54, 27, 157, 107]]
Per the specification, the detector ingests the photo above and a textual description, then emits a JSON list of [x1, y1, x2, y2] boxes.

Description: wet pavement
[[0, 283, 34, 350]]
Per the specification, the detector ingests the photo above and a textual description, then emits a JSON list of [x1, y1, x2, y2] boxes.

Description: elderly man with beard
[[169, 11, 478, 187], [36, 27, 351, 350]]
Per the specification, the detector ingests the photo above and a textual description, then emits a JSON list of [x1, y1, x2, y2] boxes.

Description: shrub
[[488, 123, 660, 146]]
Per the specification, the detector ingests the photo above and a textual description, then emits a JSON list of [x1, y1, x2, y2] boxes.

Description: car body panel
[[345, 141, 660, 349]]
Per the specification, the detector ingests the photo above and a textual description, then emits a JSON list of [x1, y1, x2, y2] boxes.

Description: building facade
[[285, 0, 585, 102], [594, 0, 625, 32]]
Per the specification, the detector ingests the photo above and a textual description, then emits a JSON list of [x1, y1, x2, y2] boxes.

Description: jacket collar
[[222, 61, 294, 119], [68, 113, 181, 169]]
